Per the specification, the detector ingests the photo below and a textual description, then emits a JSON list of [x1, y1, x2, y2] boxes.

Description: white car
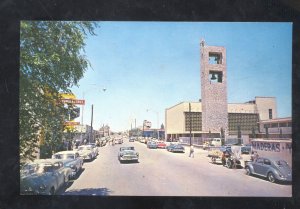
[[77, 145, 96, 161], [88, 143, 99, 156], [52, 151, 83, 178]]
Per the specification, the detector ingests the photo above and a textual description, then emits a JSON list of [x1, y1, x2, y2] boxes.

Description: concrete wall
[[228, 103, 256, 113], [255, 97, 277, 120], [251, 139, 292, 166], [165, 103, 185, 133]]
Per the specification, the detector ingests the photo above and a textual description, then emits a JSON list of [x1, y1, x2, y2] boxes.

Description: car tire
[[245, 167, 251, 175], [267, 172, 276, 183], [49, 187, 55, 195], [226, 160, 232, 169]]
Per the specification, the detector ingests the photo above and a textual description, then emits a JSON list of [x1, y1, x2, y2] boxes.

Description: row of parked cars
[[20, 144, 100, 195]]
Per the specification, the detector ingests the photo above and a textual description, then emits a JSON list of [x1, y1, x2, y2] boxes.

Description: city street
[[59, 139, 292, 197]]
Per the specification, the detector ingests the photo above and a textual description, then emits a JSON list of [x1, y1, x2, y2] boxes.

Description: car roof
[[34, 158, 63, 164], [53, 151, 78, 155]]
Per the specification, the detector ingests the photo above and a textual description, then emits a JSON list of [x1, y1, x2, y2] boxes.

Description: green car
[[20, 159, 71, 195]]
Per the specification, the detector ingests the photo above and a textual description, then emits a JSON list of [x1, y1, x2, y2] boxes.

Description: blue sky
[[70, 22, 292, 132]]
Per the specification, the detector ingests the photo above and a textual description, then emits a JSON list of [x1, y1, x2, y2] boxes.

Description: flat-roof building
[[165, 40, 287, 144]]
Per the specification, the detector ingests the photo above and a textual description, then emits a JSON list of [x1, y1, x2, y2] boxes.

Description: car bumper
[[81, 155, 92, 160], [276, 175, 292, 182], [120, 156, 139, 161], [172, 149, 185, 152]]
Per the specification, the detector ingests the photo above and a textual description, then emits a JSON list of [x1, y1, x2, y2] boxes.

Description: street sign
[[61, 99, 85, 105], [65, 121, 80, 126]]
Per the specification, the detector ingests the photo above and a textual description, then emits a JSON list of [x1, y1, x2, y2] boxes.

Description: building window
[[228, 113, 259, 132], [269, 109, 273, 119], [185, 112, 202, 131], [209, 71, 223, 83], [209, 52, 222, 64]]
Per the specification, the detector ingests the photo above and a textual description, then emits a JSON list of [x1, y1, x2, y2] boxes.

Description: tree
[[20, 21, 98, 162]]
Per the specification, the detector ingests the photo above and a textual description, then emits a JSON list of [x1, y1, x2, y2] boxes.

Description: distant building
[[165, 97, 277, 142], [165, 41, 290, 144]]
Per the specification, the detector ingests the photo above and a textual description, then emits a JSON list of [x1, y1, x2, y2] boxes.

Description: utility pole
[[189, 103, 192, 146], [90, 104, 93, 143]]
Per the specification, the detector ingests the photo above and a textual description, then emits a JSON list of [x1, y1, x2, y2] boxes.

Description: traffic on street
[[32, 136, 292, 197]]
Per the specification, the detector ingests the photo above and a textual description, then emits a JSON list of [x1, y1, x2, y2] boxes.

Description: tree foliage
[[20, 21, 98, 162]]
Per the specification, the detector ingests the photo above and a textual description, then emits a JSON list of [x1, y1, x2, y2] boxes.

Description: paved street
[[58, 140, 292, 196]]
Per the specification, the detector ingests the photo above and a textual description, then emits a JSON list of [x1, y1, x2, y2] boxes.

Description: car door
[[253, 158, 265, 175], [54, 162, 65, 186], [261, 159, 272, 177]]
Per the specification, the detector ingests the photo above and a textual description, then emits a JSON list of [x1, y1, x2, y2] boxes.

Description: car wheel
[[226, 160, 232, 169], [268, 172, 276, 183], [49, 187, 55, 195], [245, 167, 251, 176]]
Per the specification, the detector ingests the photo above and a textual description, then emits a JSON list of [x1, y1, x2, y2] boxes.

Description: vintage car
[[157, 141, 167, 149], [20, 159, 72, 195], [118, 146, 139, 163], [88, 143, 99, 156], [169, 144, 185, 153], [77, 145, 96, 161], [245, 157, 292, 183], [52, 150, 83, 178], [147, 141, 157, 149], [166, 143, 176, 152]]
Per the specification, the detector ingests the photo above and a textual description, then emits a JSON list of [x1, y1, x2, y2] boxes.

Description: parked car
[[20, 163, 37, 177], [170, 144, 185, 153], [118, 146, 139, 163], [245, 157, 292, 183], [20, 159, 71, 195], [88, 143, 99, 155], [157, 141, 167, 149], [147, 141, 157, 149], [52, 150, 83, 178], [77, 145, 96, 161], [211, 138, 222, 147], [166, 143, 176, 152]]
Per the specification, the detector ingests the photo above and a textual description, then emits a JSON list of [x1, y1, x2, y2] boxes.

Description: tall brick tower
[[200, 40, 228, 136]]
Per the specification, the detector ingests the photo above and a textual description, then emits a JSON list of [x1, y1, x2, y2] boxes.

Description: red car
[[157, 141, 167, 149]]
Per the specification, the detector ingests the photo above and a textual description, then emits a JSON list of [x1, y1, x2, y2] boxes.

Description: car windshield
[[53, 154, 75, 159], [241, 147, 251, 154], [36, 163, 55, 174], [120, 147, 134, 151], [78, 146, 91, 151], [123, 150, 134, 154]]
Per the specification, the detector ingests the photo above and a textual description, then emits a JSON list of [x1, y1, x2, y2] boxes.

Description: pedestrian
[[189, 145, 194, 158], [221, 151, 226, 166]]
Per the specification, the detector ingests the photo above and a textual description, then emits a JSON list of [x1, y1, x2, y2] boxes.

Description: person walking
[[189, 145, 194, 158]]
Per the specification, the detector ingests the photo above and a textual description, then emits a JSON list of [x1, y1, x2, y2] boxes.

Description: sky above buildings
[[70, 21, 292, 132]]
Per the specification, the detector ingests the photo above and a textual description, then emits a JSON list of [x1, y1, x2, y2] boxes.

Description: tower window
[[268, 109, 273, 119], [209, 52, 222, 64], [209, 71, 223, 83]]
